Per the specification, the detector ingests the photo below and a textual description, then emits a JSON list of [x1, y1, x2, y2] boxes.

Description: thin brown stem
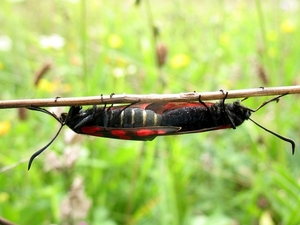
[[0, 85, 299, 109], [0, 217, 17, 225]]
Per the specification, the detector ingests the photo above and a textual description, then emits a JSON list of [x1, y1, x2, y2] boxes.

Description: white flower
[[0, 36, 12, 51], [39, 34, 65, 49]]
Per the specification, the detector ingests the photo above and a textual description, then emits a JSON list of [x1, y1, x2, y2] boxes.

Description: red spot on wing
[[110, 130, 131, 139], [136, 129, 165, 137], [80, 124, 232, 140], [80, 126, 180, 141], [81, 126, 104, 136]]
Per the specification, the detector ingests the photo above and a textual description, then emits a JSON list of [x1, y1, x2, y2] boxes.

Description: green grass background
[[1, 0, 300, 224]]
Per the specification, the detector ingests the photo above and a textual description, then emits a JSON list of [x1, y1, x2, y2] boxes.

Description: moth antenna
[[28, 124, 64, 170], [237, 93, 294, 154], [249, 118, 295, 155], [27, 106, 62, 123], [27, 106, 65, 170], [250, 93, 288, 113]]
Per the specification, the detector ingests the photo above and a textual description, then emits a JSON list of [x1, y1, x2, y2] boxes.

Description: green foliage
[[0, 0, 300, 224]]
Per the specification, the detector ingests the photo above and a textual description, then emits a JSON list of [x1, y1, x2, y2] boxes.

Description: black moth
[[27, 92, 295, 170]]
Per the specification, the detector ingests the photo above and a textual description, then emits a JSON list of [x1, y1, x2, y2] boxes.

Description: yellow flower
[[0, 121, 10, 136], [108, 34, 123, 49], [281, 20, 296, 33], [37, 79, 72, 93], [37, 79, 56, 92], [0, 192, 9, 202], [219, 33, 230, 47], [170, 54, 190, 69]]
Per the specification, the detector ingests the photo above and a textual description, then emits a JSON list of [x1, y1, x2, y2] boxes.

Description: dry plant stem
[[0, 86, 300, 109], [0, 217, 17, 225]]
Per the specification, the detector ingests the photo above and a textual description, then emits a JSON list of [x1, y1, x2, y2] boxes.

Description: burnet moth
[[27, 102, 181, 169], [27, 92, 295, 170]]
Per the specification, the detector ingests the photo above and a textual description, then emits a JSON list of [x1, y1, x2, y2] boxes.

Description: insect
[[27, 103, 181, 169], [153, 92, 295, 152], [27, 92, 295, 170]]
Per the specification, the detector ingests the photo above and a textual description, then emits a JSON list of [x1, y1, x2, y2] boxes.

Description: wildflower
[[280, 0, 299, 12], [39, 34, 65, 49], [0, 121, 11, 136], [0, 192, 9, 202], [170, 54, 190, 69], [37, 79, 72, 93], [113, 68, 125, 78], [37, 79, 56, 92], [219, 33, 230, 47], [0, 36, 12, 51], [108, 34, 123, 49], [281, 20, 296, 33]]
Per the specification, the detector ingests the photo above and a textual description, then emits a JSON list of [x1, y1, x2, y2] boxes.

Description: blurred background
[[0, 0, 300, 224]]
